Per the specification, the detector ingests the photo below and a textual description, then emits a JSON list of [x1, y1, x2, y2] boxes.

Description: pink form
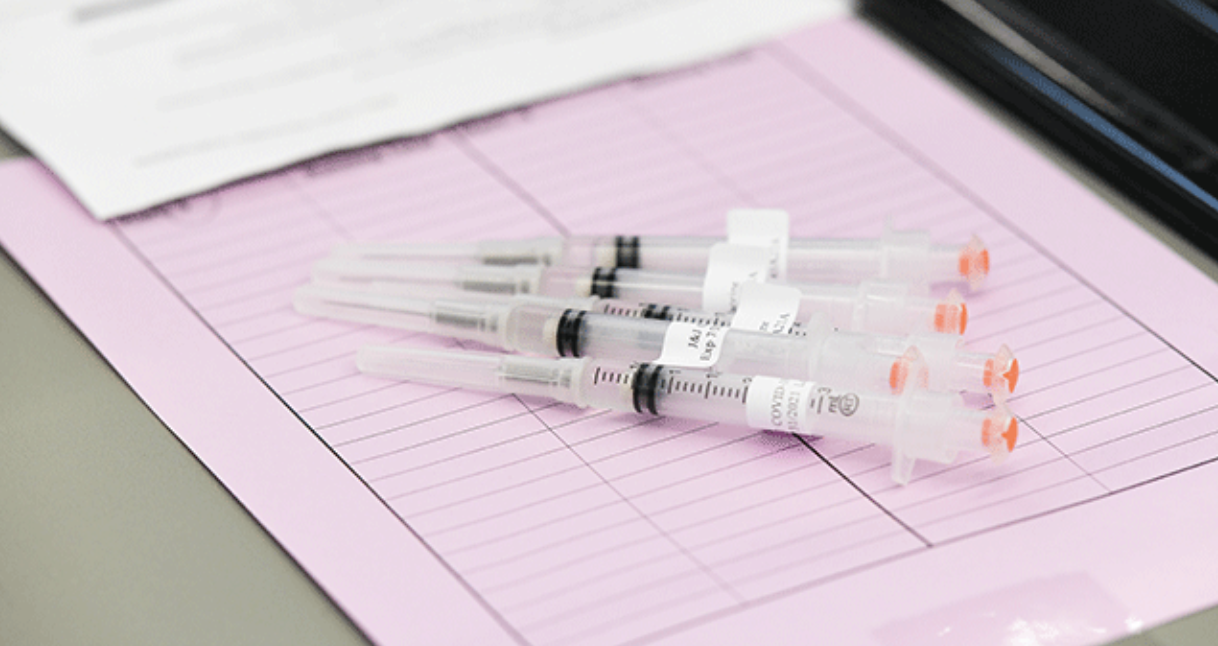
[[3, 16, 1218, 646]]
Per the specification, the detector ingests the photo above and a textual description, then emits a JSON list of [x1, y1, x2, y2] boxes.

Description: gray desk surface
[[3, 43, 1218, 645], [0, 135, 368, 644]]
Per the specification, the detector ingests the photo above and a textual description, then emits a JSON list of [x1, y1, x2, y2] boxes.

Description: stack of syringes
[[294, 211, 1019, 484]]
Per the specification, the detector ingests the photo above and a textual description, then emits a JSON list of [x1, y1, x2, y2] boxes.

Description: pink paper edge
[[0, 159, 514, 646]]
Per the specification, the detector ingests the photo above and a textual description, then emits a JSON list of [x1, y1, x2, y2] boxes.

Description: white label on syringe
[[746, 377, 816, 434], [730, 282, 802, 335], [701, 243, 770, 312], [727, 209, 789, 280], [655, 321, 725, 368], [745, 377, 862, 434]]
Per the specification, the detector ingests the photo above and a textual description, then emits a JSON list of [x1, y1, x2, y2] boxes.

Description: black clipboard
[[860, 0, 1218, 261]]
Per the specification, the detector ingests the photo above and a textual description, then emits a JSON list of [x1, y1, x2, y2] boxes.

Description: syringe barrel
[[552, 269, 949, 337], [502, 306, 671, 361], [581, 363, 849, 428], [785, 235, 954, 284], [597, 273, 965, 336], [610, 268, 706, 306], [795, 281, 965, 336], [542, 267, 707, 307], [654, 372, 908, 443], [593, 299, 736, 327], [578, 234, 984, 289], [714, 331, 815, 380], [520, 310, 902, 394], [563, 271, 959, 336], [629, 236, 720, 271], [580, 363, 1011, 460], [787, 239, 891, 283], [554, 305, 1002, 397], [571, 311, 669, 361], [714, 331, 900, 392]]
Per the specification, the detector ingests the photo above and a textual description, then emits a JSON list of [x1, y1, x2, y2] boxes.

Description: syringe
[[310, 259, 968, 336], [330, 231, 990, 290], [293, 285, 1018, 399], [355, 346, 1018, 484]]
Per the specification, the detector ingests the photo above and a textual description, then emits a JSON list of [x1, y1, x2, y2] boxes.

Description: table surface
[[0, 135, 369, 645], [3, 30, 1218, 646]]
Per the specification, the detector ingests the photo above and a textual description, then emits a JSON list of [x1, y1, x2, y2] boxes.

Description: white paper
[[0, 0, 845, 219]]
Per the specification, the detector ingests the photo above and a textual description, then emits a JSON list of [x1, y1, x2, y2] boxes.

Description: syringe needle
[[357, 346, 1017, 485], [292, 283, 602, 348]]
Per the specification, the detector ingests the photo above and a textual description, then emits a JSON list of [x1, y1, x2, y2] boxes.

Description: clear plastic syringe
[[294, 285, 1017, 399], [330, 231, 990, 290], [355, 346, 1018, 484], [310, 259, 968, 336]]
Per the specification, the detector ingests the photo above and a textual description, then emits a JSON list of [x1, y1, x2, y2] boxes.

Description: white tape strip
[[726, 208, 790, 280], [654, 321, 725, 368], [730, 282, 802, 335], [701, 243, 770, 312], [745, 376, 816, 434]]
